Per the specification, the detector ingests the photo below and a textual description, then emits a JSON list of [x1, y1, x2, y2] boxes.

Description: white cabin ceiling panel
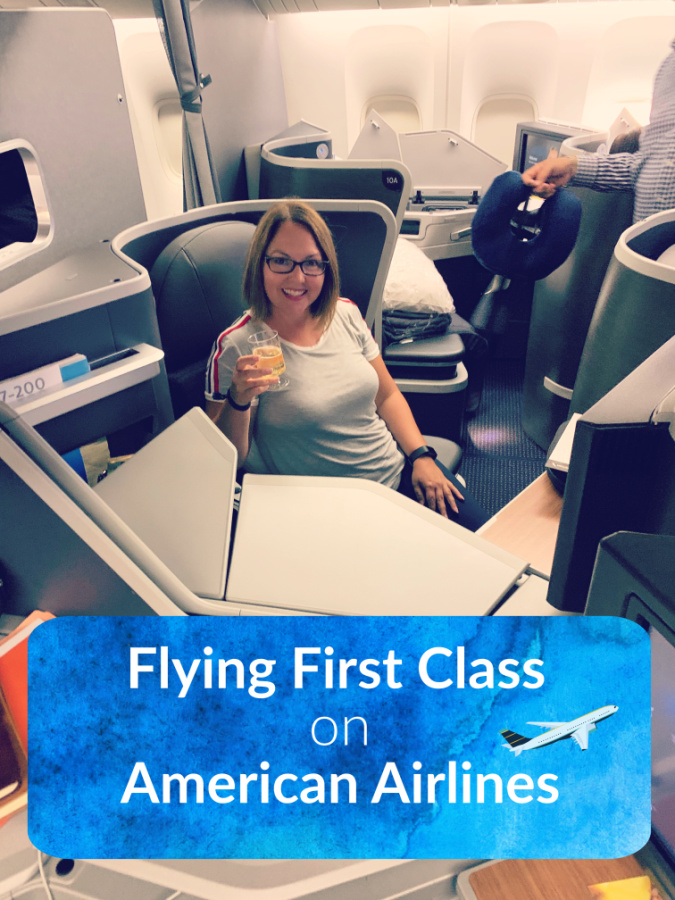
[[312, 0, 379, 9], [0, 0, 154, 13], [268, 0, 295, 13], [253, 0, 675, 10], [2, 0, 668, 12], [379, 0, 436, 8]]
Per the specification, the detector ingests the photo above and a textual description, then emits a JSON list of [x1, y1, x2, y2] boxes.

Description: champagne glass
[[248, 330, 289, 391]]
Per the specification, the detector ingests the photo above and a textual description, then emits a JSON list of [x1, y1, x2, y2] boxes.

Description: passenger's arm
[[206, 354, 274, 462], [572, 150, 640, 193], [524, 149, 641, 199], [370, 355, 463, 517]]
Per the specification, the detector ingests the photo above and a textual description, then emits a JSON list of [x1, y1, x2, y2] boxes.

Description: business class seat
[[569, 208, 675, 416], [0, 399, 236, 616], [544, 209, 675, 493], [522, 132, 634, 450], [256, 122, 471, 442], [135, 199, 463, 471], [148, 219, 256, 419]]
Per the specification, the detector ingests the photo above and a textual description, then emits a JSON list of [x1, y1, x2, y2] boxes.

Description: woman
[[205, 199, 487, 530]]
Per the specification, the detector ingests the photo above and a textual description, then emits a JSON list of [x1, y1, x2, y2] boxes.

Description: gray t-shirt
[[205, 299, 405, 488]]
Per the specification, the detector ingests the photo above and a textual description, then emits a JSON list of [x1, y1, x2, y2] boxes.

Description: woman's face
[[262, 220, 325, 317]]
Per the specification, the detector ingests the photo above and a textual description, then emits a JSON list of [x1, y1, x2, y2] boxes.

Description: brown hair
[[243, 199, 340, 329], [609, 128, 642, 155]]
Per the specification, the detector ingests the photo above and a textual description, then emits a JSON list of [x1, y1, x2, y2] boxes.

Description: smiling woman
[[242, 201, 340, 334], [261, 225, 328, 328], [205, 199, 488, 531]]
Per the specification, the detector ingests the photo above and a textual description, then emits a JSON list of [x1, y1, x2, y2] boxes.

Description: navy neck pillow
[[471, 171, 582, 281]]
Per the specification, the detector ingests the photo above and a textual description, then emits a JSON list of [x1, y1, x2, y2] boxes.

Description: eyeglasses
[[265, 256, 328, 277]]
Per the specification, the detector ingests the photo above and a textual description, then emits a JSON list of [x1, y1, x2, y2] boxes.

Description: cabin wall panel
[[458, 20, 559, 164], [345, 24, 434, 147], [0, 8, 146, 289], [275, 13, 353, 158], [275, 1, 675, 166], [114, 19, 182, 222], [276, 8, 449, 158], [582, 15, 675, 128], [109, 1, 675, 218], [191, 0, 288, 203]]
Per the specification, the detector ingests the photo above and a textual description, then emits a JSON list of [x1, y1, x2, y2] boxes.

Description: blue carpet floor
[[458, 359, 547, 518]]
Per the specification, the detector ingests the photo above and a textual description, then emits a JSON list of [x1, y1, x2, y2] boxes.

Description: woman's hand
[[411, 457, 464, 518], [229, 354, 277, 406]]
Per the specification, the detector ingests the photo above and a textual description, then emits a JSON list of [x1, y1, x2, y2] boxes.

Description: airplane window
[[0, 142, 51, 270], [473, 96, 536, 166], [154, 99, 183, 180], [362, 97, 421, 136], [0, 149, 37, 250]]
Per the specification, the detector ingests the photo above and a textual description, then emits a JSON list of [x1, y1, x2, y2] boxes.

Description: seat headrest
[[150, 219, 257, 372], [471, 171, 582, 281]]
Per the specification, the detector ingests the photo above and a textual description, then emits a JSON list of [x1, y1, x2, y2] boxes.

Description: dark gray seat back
[[149, 220, 256, 417]]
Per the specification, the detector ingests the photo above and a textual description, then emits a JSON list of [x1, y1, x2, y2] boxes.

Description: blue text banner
[[28, 616, 650, 859]]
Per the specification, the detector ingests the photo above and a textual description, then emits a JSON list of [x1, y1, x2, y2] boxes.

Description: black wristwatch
[[226, 388, 251, 411], [407, 445, 437, 464]]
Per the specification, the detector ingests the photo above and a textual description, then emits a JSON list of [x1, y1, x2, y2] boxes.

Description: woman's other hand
[[229, 353, 277, 406], [411, 457, 464, 518]]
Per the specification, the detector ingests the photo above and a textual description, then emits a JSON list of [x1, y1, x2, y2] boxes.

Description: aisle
[[458, 359, 547, 518]]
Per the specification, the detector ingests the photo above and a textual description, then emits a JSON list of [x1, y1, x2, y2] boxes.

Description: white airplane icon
[[501, 705, 618, 755]]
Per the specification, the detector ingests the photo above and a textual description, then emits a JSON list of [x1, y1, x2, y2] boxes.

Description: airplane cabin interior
[[0, 0, 674, 897]]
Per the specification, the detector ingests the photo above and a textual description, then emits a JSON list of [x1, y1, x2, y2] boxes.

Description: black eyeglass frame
[[264, 255, 329, 276]]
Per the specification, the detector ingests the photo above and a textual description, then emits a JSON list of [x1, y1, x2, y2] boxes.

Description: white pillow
[[382, 236, 455, 314]]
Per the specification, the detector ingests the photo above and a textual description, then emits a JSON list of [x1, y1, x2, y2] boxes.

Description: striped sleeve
[[572, 152, 639, 194], [205, 313, 251, 401]]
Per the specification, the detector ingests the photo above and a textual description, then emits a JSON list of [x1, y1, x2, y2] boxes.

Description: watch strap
[[407, 445, 437, 464], [226, 388, 251, 411]]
